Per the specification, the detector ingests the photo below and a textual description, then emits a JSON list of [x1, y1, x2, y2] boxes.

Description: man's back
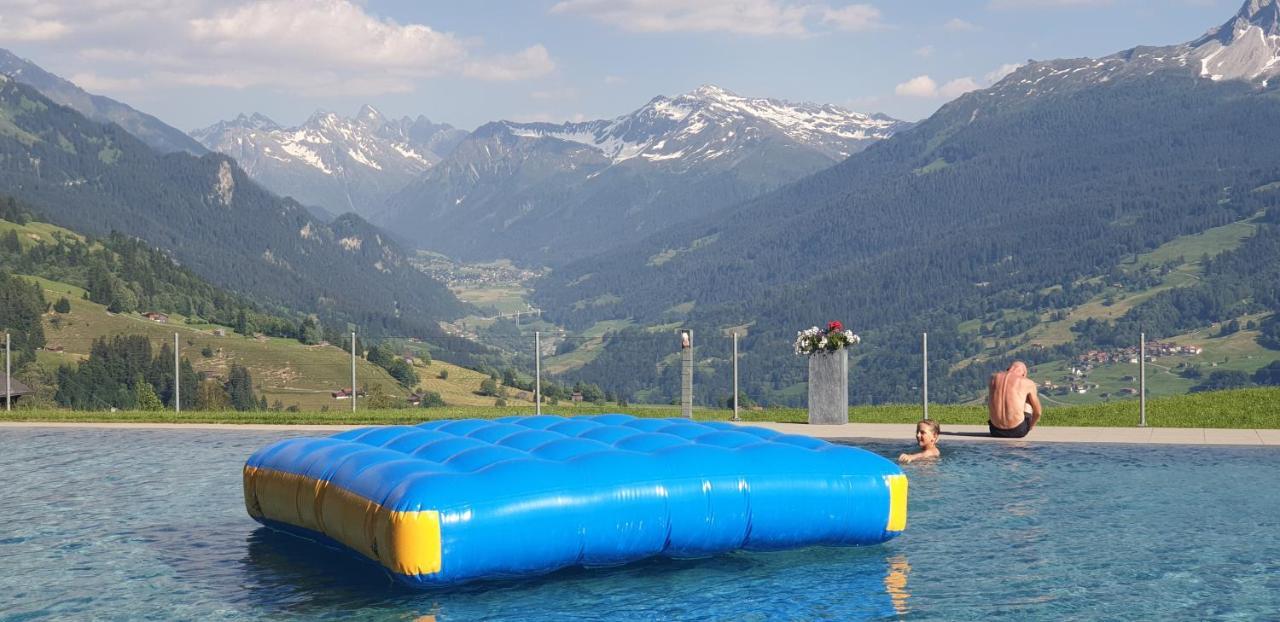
[[987, 361, 1041, 437]]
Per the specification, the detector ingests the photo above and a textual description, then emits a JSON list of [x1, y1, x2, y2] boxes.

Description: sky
[[0, 0, 1248, 132]]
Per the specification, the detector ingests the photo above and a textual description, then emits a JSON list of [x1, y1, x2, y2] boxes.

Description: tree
[[299, 315, 323, 345], [478, 377, 499, 397], [235, 308, 252, 337], [438, 369, 449, 380], [419, 390, 446, 408], [225, 364, 257, 411], [195, 379, 231, 411], [53, 297, 71, 313], [1190, 370, 1252, 393], [1254, 361, 1280, 386], [134, 376, 163, 411]]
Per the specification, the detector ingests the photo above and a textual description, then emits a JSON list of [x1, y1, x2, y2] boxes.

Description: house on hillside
[[331, 388, 365, 400], [143, 311, 169, 323], [407, 393, 423, 406], [1, 374, 33, 405], [571, 391, 584, 402], [212, 328, 226, 337]]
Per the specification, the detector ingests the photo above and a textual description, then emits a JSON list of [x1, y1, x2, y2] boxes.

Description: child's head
[[916, 419, 940, 448]]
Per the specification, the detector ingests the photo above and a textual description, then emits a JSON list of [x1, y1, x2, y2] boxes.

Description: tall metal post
[[351, 331, 357, 413], [922, 332, 929, 421], [680, 330, 693, 419], [732, 332, 740, 422], [1139, 332, 1147, 427], [535, 330, 542, 416], [174, 333, 180, 413], [4, 332, 9, 412]]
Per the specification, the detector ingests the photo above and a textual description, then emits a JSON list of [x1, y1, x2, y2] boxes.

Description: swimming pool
[[1, 427, 1277, 620]]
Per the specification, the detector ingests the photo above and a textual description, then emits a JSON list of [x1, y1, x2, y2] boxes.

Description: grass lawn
[[3, 388, 1276, 429]]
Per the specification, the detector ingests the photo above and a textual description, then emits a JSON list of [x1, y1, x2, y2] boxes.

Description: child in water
[[898, 419, 941, 463]]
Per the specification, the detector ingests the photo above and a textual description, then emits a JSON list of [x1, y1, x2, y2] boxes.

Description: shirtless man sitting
[[987, 361, 1042, 438]]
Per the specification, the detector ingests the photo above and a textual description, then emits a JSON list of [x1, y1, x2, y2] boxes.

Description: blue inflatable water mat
[[243, 414, 908, 587]]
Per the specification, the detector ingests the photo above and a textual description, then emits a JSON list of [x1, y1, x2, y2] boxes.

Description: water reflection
[[884, 554, 911, 615]]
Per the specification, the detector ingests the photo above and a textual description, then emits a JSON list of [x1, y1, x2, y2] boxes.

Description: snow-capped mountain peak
[[984, 0, 1280, 99], [496, 84, 907, 167], [191, 106, 466, 217]]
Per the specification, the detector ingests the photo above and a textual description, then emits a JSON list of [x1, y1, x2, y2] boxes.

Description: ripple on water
[[0, 429, 1278, 621]]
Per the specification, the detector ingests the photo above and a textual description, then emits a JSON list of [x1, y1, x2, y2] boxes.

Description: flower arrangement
[[794, 320, 861, 355]]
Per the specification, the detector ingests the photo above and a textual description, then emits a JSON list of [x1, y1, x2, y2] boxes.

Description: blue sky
[[0, 0, 1246, 131]]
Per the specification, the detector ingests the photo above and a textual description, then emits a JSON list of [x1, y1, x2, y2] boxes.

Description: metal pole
[[5, 332, 9, 412], [535, 330, 542, 416], [681, 330, 693, 419], [732, 332, 740, 422], [922, 332, 929, 421], [1139, 332, 1147, 427], [351, 331, 357, 413], [174, 333, 180, 413]]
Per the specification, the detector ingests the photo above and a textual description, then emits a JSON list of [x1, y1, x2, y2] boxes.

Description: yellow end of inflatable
[[886, 474, 908, 532]]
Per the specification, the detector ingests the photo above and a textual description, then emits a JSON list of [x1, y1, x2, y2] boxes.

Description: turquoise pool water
[[1, 428, 1277, 620]]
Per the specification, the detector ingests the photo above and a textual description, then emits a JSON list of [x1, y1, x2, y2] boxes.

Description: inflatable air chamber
[[243, 415, 907, 587]]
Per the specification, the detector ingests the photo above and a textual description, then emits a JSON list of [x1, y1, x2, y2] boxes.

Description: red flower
[[827, 320, 843, 333]]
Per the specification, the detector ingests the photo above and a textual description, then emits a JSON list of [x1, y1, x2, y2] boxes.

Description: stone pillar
[[808, 349, 848, 425], [680, 330, 693, 419]]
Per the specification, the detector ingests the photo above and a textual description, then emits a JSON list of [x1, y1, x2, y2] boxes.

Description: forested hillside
[[0, 75, 473, 344], [534, 65, 1280, 405]]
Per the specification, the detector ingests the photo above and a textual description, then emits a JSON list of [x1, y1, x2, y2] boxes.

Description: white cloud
[[1, 0, 554, 98], [604, 75, 626, 85], [944, 18, 979, 32], [895, 75, 938, 98], [939, 77, 981, 98], [530, 86, 580, 101], [985, 62, 1023, 83], [550, 0, 883, 37], [914, 45, 935, 57], [820, 4, 884, 32], [894, 62, 1021, 101], [988, 0, 1113, 8], [67, 72, 145, 92], [0, 14, 69, 41]]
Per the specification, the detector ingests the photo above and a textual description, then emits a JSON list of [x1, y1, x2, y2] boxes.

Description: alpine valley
[[531, 0, 1280, 406], [377, 85, 906, 265]]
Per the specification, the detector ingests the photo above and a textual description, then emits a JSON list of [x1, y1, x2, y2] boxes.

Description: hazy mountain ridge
[[192, 106, 467, 219], [377, 84, 907, 265], [0, 48, 208, 157], [0, 74, 472, 341]]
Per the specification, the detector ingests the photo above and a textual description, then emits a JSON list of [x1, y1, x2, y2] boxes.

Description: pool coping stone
[[1, 421, 1276, 446]]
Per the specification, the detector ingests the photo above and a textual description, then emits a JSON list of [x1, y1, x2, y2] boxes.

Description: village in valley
[[1039, 341, 1206, 399]]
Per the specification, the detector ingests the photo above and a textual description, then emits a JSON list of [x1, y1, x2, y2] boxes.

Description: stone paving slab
[[0, 420, 1276, 446]]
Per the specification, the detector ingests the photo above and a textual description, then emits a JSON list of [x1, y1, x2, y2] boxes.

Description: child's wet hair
[[918, 419, 941, 436]]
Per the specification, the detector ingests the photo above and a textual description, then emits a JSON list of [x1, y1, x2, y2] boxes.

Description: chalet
[[212, 329, 226, 337], [407, 393, 423, 406], [571, 391, 584, 402], [143, 311, 169, 323], [1118, 387, 1139, 396], [331, 388, 365, 400], [0, 374, 33, 405]]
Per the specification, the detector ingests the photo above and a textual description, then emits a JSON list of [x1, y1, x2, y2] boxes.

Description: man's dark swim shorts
[[989, 417, 1032, 438]]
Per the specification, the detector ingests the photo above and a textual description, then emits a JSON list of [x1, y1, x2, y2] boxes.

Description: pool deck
[[1, 421, 1277, 446]]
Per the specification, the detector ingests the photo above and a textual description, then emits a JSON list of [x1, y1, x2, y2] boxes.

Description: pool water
[[1, 428, 1277, 620]]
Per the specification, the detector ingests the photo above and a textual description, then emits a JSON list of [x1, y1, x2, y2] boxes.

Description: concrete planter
[[807, 349, 849, 425]]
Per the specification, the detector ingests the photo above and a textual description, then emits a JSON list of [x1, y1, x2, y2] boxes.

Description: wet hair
[[917, 419, 940, 436]]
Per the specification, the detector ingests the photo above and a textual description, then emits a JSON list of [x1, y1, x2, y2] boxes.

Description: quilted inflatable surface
[[243, 414, 908, 587]]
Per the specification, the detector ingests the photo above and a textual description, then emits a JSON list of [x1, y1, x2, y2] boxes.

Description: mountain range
[[0, 72, 473, 346], [191, 107, 466, 220], [376, 85, 907, 265], [531, 0, 1280, 405], [0, 49, 207, 157]]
